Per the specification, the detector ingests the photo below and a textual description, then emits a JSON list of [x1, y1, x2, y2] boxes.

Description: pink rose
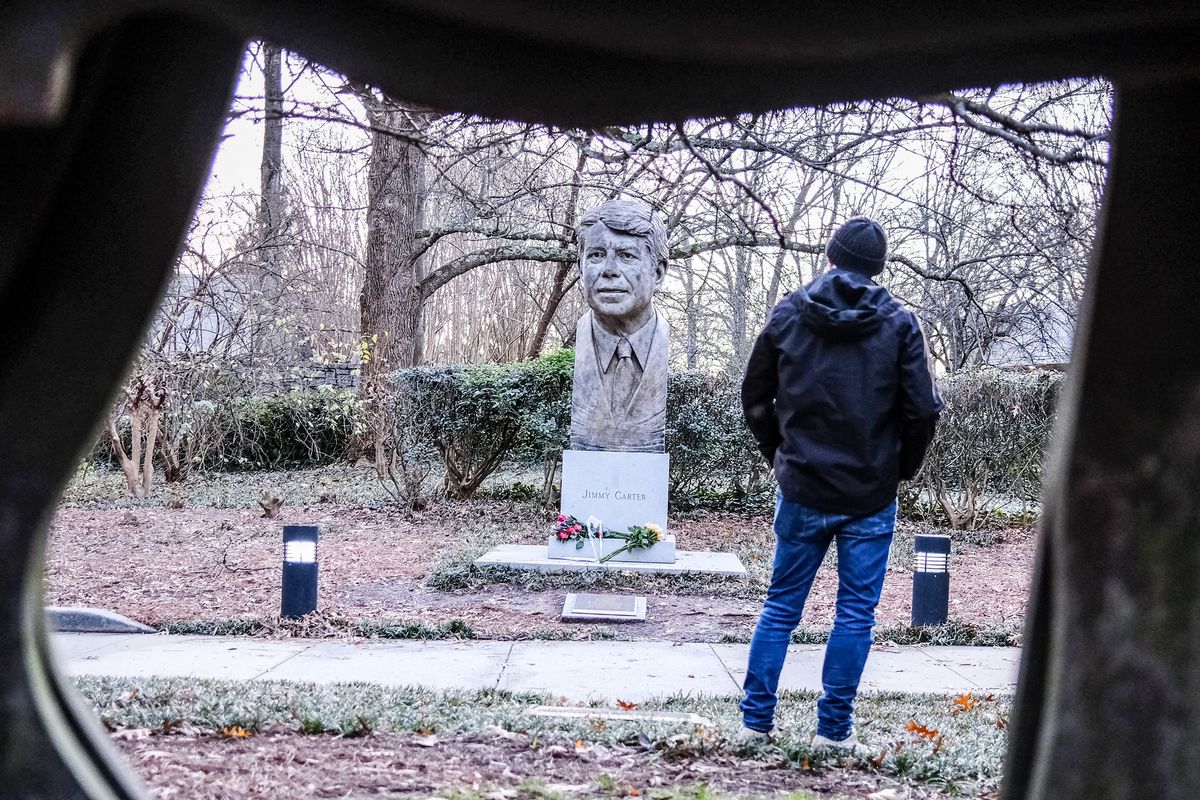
[[557, 514, 567, 523]]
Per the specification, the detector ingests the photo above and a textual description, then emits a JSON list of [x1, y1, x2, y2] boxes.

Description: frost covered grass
[[162, 615, 479, 640], [62, 464, 404, 508], [75, 675, 1010, 794], [715, 620, 1023, 648], [444, 782, 828, 800]]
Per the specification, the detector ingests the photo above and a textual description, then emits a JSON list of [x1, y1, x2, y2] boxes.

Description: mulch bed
[[45, 501, 1034, 641], [113, 729, 969, 799]]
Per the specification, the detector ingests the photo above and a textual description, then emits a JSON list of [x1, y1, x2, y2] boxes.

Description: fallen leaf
[[616, 700, 637, 711], [221, 725, 253, 739], [906, 721, 939, 740], [952, 692, 978, 714]]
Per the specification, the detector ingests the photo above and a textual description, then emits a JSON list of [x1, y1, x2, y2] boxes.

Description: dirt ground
[[44, 501, 1034, 640], [113, 729, 979, 800]]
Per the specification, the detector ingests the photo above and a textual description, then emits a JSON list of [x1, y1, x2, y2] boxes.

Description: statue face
[[581, 223, 665, 330]]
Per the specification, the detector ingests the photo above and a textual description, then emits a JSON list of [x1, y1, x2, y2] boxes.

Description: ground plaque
[[561, 592, 647, 622]]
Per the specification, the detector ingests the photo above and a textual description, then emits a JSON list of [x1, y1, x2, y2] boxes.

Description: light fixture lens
[[284, 540, 317, 563]]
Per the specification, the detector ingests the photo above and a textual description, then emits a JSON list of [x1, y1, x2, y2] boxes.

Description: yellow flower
[[645, 523, 664, 541]]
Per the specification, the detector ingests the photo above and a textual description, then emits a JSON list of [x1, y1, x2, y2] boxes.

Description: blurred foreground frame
[[3, 2, 1200, 798]]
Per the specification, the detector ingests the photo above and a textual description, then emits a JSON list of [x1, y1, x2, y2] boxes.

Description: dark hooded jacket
[[742, 268, 943, 515]]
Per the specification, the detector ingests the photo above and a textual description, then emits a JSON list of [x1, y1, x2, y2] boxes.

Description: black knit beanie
[[825, 217, 888, 276]]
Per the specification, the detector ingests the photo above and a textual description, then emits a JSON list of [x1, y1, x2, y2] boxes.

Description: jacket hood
[[792, 269, 888, 341]]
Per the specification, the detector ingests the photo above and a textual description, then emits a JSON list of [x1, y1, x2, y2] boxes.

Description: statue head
[[577, 199, 668, 334]]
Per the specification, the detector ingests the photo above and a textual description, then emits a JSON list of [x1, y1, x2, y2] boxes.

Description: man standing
[[739, 216, 943, 750]]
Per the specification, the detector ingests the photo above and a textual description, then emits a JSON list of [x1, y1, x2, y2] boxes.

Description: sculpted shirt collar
[[592, 311, 657, 370]]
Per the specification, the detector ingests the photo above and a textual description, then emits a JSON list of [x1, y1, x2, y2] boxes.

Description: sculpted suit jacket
[[569, 309, 669, 453]]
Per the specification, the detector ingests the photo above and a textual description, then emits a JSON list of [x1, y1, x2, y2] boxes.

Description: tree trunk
[[526, 146, 587, 359], [359, 94, 432, 375], [259, 42, 285, 301], [108, 415, 141, 497], [140, 405, 159, 497], [526, 260, 572, 358], [730, 244, 751, 368], [683, 260, 699, 369], [1002, 77, 1200, 800]]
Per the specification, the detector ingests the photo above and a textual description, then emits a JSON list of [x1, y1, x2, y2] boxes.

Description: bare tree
[[356, 89, 437, 374], [218, 55, 1111, 380], [259, 41, 285, 301]]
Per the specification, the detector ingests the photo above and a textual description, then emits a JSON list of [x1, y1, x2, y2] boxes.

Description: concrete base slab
[[500, 641, 740, 701], [47, 607, 155, 633], [57, 634, 311, 681], [477, 544, 746, 577], [258, 640, 513, 690]]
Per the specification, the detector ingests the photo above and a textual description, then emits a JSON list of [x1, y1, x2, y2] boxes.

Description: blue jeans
[[740, 494, 895, 739]]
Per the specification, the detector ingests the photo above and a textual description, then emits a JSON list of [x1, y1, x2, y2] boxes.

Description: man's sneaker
[[811, 729, 872, 757], [735, 725, 774, 745]]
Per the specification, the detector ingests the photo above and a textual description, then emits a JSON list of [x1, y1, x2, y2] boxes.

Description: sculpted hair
[[577, 199, 668, 267]]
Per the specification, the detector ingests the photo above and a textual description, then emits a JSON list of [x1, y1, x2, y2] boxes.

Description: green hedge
[[95, 385, 362, 474], [386, 349, 573, 498], [374, 353, 766, 504], [665, 372, 769, 504], [92, 354, 1063, 516], [909, 368, 1063, 527], [222, 386, 361, 469], [379, 359, 1061, 513]]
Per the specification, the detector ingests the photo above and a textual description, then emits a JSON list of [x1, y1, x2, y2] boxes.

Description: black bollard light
[[911, 533, 951, 627], [282, 525, 319, 619]]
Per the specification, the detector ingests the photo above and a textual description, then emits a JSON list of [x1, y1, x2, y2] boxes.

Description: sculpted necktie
[[610, 337, 637, 413]]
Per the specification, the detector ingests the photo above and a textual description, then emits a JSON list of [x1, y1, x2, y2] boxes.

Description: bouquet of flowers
[[598, 522, 664, 563], [552, 514, 664, 562], [553, 514, 590, 549]]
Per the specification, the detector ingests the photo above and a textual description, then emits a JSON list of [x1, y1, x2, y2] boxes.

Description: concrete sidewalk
[[52, 633, 1020, 702]]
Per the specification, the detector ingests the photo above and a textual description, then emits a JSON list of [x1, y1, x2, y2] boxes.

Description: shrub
[[666, 371, 769, 504], [86, 356, 1060, 521], [913, 368, 1062, 528], [382, 349, 574, 500], [92, 381, 362, 474], [223, 386, 362, 469]]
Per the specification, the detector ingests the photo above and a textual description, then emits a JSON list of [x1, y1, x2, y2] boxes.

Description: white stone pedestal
[[560, 450, 669, 534], [547, 534, 676, 564]]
